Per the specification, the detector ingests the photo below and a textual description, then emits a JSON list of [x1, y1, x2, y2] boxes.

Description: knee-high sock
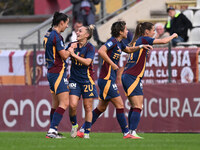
[[81, 108, 102, 129], [128, 107, 133, 128], [50, 107, 65, 130], [70, 115, 77, 126], [50, 108, 56, 122], [129, 108, 142, 130], [116, 108, 129, 134], [84, 121, 92, 134]]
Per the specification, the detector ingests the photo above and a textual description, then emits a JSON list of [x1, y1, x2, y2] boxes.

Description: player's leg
[[94, 100, 109, 123], [68, 80, 81, 138], [128, 95, 143, 138], [50, 93, 59, 122], [110, 96, 131, 138], [69, 95, 80, 138], [46, 91, 69, 138], [46, 72, 69, 138], [121, 74, 143, 139], [78, 99, 109, 138], [82, 97, 93, 138], [80, 83, 98, 139]]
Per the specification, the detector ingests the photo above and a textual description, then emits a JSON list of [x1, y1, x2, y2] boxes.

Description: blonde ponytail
[[86, 24, 95, 40]]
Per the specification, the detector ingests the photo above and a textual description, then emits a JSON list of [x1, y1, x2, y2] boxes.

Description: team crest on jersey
[[117, 46, 121, 53], [107, 41, 113, 47], [80, 54, 85, 57], [60, 41, 64, 47]]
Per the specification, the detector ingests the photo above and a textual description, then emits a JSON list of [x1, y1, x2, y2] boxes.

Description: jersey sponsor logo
[[107, 41, 113, 47], [112, 83, 118, 90], [69, 83, 76, 89], [89, 92, 94, 97]]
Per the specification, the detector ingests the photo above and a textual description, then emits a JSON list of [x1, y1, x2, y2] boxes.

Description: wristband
[[139, 45, 143, 48]]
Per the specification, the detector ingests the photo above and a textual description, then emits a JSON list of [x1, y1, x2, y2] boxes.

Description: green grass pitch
[[0, 132, 199, 150]]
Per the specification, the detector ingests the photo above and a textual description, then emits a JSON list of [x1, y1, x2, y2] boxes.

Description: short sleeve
[[144, 37, 155, 45], [65, 43, 71, 50], [85, 44, 95, 59], [55, 34, 65, 51], [105, 39, 117, 51]]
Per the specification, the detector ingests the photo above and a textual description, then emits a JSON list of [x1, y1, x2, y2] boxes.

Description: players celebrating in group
[[44, 12, 178, 139], [74, 20, 152, 139]]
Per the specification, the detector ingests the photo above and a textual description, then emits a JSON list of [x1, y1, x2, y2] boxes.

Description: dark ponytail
[[130, 22, 154, 46], [48, 11, 69, 32]]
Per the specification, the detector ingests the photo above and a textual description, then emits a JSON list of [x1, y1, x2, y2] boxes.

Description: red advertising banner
[[0, 84, 200, 132], [26, 48, 199, 85], [0, 48, 199, 85], [143, 48, 200, 84]]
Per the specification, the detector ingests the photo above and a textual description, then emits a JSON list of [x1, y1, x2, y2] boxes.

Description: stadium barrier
[[0, 83, 200, 132]]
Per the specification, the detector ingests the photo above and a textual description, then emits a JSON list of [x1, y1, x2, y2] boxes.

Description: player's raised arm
[[123, 44, 153, 53], [153, 33, 178, 44]]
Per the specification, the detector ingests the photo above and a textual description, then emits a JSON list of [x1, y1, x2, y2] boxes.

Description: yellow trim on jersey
[[136, 48, 143, 64], [44, 37, 48, 49], [54, 60, 65, 94], [103, 80, 111, 100], [50, 89, 54, 94], [138, 57, 146, 78], [104, 65, 111, 80], [53, 45, 56, 61], [126, 52, 147, 96], [127, 77, 140, 96], [87, 68, 95, 85]]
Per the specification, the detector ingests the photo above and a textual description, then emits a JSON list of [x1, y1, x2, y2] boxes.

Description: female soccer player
[[77, 21, 152, 139], [122, 22, 178, 138], [44, 12, 74, 138], [66, 25, 98, 139]]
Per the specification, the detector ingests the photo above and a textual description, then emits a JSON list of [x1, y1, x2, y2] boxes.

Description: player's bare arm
[[153, 33, 178, 44], [98, 45, 119, 70], [58, 49, 71, 60], [123, 44, 153, 53]]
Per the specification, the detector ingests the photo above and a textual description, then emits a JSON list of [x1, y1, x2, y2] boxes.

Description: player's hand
[[172, 33, 178, 38], [70, 42, 78, 49], [68, 47, 75, 56], [143, 45, 153, 50], [112, 64, 119, 70]]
